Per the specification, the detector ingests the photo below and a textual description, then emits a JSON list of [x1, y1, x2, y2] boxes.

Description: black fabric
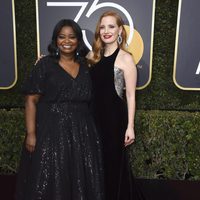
[[90, 48, 146, 200], [15, 56, 104, 200]]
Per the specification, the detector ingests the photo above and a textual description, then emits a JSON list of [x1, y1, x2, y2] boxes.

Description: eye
[[69, 35, 77, 39], [99, 26, 105, 29], [57, 34, 77, 40], [57, 35, 65, 39], [109, 25, 115, 28]]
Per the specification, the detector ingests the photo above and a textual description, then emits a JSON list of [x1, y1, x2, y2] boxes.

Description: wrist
[[127, 124, 134, 129], [26, 131, 36, 136]]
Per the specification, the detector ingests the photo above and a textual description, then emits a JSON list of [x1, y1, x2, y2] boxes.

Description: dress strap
[[103, 48, 120, 62], [112, 47, 120, 58]]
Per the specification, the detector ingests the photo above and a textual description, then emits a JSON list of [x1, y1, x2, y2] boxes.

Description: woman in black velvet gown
[[88, 11, 146, 200], [15, 19, 104, 200]]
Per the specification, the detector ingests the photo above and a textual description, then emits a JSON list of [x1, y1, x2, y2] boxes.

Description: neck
[[59, 53, 75, 63], [104, 43, 118, 56]]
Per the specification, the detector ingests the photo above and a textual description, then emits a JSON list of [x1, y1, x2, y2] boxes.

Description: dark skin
[[25, 95, 40, 152], [57, 26, 79, 78], [25, 26, 79, 152]]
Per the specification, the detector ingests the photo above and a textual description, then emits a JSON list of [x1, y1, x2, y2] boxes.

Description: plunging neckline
[[57, 63, 81, 80]]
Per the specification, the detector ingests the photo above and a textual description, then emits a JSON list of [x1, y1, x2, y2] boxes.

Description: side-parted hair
[[89, 11, 127, 64], [48, 19, 89, 63]]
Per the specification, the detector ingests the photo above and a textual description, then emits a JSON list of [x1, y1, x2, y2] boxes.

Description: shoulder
[[117, 49, 136, 70], [35, 55, 55, 67], [33, 55, 54, 76], [118, 49, 133, 62], [78, 55, 89, 70]]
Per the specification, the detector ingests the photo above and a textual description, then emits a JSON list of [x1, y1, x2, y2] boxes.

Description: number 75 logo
[[44, 0, 144, 64], [37, 0, 155, 89]]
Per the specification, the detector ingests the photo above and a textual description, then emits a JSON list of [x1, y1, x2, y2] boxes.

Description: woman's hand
[[34, 54, 45, 65], [124, 127, 135, 147], [25, 134, 36, 152]]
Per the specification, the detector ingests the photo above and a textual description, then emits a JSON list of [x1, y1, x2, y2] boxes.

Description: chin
[[103, 41, 115, 45]]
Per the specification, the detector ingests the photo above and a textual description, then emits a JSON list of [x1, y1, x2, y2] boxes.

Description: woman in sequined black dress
[[88, 11, 146, 200], [15, 19, 104, 200]]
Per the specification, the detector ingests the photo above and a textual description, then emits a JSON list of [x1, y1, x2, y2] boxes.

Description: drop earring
[[56, 48, 60, 56], [117, 34, 122, 45]]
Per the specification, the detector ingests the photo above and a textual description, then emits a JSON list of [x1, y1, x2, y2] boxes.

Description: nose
[[104, 27, 108, 33], [64, 37, 70, 42]]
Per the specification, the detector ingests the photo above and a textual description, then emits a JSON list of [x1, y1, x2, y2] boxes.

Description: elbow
[[25, 95, 40, 107]]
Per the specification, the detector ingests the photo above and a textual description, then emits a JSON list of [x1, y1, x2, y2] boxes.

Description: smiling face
[[99, 16, 122, 45], [56, 26, 78, 55]]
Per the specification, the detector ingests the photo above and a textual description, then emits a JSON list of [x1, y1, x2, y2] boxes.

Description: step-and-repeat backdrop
[[1, 0, 200, 90], [0, 0, 17, 89], [36, 0, 155, 89], [173, 0, 200, 90]]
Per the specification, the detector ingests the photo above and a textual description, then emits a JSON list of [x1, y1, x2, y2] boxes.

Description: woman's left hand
[[124, 127, 135, 147]]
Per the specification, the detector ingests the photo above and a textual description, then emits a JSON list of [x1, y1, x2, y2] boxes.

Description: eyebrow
[[58, 33, 76, 36], [100, 23, 116, 26]]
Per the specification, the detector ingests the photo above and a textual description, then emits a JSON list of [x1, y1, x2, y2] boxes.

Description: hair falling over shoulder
[[88, 11, 127, 65]]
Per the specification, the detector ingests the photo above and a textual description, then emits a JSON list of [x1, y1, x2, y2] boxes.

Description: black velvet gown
[[90, 48, 146, 200], [15, 56, 104, 200]]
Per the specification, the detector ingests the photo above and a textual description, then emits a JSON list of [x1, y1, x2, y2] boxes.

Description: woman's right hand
[[34, 54, 45, 65], [25, 134, 36, 152]]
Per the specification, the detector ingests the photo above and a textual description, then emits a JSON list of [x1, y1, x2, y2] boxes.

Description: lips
[[103, 35, 112, 39], [62, 45, 72, 49]]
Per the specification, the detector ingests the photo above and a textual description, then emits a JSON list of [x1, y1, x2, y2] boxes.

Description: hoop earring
[[117, 34, 122, 45]]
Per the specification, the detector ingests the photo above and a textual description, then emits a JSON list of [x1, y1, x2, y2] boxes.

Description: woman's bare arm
[[25, 94, 40, 152]]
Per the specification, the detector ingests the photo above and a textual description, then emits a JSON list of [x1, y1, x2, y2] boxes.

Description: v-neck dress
[[90, 48, 146, 200], [15, 56, 104, 200]]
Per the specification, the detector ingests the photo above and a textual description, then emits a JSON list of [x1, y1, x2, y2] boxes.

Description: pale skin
[[116, 50, 137, 147], [25, 26, 79, 152], [88, 15, 137, 146]]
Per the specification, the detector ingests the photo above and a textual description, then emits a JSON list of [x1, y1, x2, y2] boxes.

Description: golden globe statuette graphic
[[124, 25, 144, 65]]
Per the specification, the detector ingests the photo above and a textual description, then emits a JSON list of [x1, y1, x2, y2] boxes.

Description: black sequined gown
[[15, 56, 104, 200], [90, 48, 146, 200]]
